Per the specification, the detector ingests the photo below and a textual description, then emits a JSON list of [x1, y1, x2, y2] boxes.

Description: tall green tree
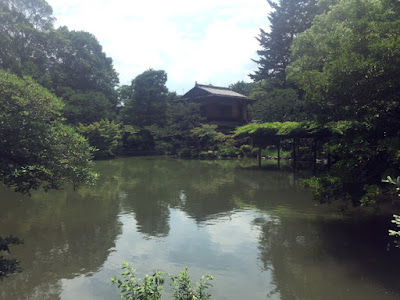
[[229, 81, 256, 97], [287, 0, 400, 205], [249, 0, 321, 122], [121, 69, 168, 127], [0, 1, 119, 124], [251, 0, 320, 86], [0, 0, 54, 83], [49, 27, 119, 103], [249, 85, 302, 122], [287, 0, 400, 123]]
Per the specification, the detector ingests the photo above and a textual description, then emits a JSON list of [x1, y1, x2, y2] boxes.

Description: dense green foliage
[[111, 263, 214, 300], [285, 0, 400, 205], [0, 0, 119, 125], [77, 120, 123, 159], [249, 86, 302, 122], [249, 0, 321, 122], [120, 69, 168, 127], [251, 0, 320, 85], [287, 0, 400, 123], [229, 81, 256, 96], [0, 70, 97, 194], [0, 69, 98, 279], [237, 0, 400, 207]]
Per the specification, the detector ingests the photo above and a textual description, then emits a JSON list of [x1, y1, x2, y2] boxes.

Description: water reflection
[[1, 157, 399, 300], [0, 172, 122, 299]]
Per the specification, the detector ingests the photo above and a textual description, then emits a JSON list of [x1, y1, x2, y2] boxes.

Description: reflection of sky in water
[[2, 157, 400, 300], [59, 208, 277, 300], [61, 209, 274, 299], [122, 209, 274, 300]]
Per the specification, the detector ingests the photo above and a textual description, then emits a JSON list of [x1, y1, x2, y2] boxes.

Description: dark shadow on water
[[257, 212, 400, 300]]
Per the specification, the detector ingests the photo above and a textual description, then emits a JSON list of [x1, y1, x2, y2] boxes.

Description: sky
[[46, 0, 271, 94]]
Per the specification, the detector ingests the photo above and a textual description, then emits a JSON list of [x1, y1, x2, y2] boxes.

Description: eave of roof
[[177, 94, 255, 102], [178, 83, 255, 102]]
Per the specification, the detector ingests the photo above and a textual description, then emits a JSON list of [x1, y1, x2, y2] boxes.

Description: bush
[[217, 146, 238, 158], [111, 263, 214, 300], [302, 176, 347, 204], [77, 119, 123, 159], [239, 145, 252, 157], [199, 151, 217, 159], [360, 184, 383, 207]]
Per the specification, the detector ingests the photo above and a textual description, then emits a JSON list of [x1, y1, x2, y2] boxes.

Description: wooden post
[[293, 138, 297, 172], [328, 153, 332, 169], [313, 138, 317, 175], [258, 147, 262, 168], [277, 138, 281, 169]]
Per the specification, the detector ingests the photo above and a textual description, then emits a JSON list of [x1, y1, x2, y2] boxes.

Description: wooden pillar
[[293, 138, 297, 172], [313, 138, 317, 175], [258, 147, 262, 168], [277, 138, 281, 169], [328, 153, 332, 169]]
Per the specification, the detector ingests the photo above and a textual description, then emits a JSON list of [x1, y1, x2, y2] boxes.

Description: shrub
[[111, 263, 214, 300], [302, 175, 347, 204], [77, 119, 122, 159], [239, 145, 252, 157], [217, 146, 238, 158]]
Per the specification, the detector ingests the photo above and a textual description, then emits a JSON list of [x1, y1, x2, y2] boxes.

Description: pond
[[0, 156, 399, 299]]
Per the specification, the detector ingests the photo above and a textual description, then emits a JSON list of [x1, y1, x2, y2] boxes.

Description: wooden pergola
[[234, 121, 361, 172]]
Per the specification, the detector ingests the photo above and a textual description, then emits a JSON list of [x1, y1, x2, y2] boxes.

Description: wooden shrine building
[[176, 83, 255, 130]]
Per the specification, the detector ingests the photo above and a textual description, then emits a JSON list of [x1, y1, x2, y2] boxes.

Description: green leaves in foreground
[[111, 262, 214, 300], [383, 176, 400, 247], [389, 215, 400, 248]]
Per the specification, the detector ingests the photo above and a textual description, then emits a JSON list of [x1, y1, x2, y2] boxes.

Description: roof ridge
[[196, 83, 231, 90]]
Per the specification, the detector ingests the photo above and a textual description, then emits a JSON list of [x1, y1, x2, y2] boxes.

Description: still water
[[1, 157, 399, 299]]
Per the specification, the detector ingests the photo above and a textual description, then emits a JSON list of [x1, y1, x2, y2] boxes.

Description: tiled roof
[[195, 84, 248, 98]]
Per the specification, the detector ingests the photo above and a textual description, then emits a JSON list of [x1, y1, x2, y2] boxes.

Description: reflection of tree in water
[[0, 169, 122, 299], [256, 213, 400, 300], [113, 157, 304, 235]]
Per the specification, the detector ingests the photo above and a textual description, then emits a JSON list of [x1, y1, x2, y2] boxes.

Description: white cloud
[[47, 0, 271, 93]]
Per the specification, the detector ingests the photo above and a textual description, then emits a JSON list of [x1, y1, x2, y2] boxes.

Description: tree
[[0, 0, 54, 83], [0, 1, 119, 124], [77, 119, 123, 159], [146, 102, 203, 154], [121, 69, 169, 127], [287, 0, 400, 123], [250, 0, 320, 86], [229, 81, 256, 97], [60, 88, 116, 125], [249, 84, 303, 122], [249, 0, 320, 122], [0, 70, 98, 279], [287, 0, 400, 205], [0, 70, 97, 194], [49, 27, 119, 104]]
